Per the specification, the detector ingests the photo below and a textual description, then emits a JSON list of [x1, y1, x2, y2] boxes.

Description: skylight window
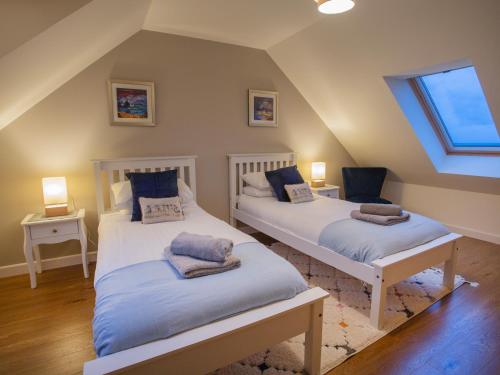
[[412, 66, 500, 153]]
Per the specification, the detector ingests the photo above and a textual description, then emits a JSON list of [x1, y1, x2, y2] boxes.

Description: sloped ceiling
[[0, 0, 151, 130], [268, 0, 500, 194], [0, 0, 321, 130], [1, 0, 499, 194], [0, 0, 92, 57], [143, 0, 323, 49]]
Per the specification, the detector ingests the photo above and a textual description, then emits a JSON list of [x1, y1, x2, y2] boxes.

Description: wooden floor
[[0, 236, 498, 375]]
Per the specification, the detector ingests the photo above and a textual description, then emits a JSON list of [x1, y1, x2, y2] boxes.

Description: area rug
[[215, 242, 465, 375]]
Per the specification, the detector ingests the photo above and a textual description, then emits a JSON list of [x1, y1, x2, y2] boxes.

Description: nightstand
[[310, 184, 340, 199], [20, 209, 88, 288]]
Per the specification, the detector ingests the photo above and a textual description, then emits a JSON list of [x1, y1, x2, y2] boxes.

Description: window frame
[[409, 69, 500, 155]]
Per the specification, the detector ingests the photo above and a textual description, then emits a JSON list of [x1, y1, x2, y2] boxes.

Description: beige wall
[[0, 30, 355, 267]]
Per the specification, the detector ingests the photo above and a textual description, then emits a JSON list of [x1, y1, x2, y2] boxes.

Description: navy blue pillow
[[265, 166, 304, 202], [126, 170, 178, 221]]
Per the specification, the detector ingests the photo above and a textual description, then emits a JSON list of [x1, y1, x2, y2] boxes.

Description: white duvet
[[238, 194, 360, 243], [238, 194, 451, 264], [95, 201, 254, 284]]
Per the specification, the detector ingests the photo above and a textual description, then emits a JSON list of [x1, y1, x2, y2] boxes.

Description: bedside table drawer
[[319, 190, 339, 199], [30, 221, 79, 240]]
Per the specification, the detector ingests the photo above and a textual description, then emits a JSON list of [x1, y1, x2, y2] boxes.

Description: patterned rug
[[215, 242, 465, 375]]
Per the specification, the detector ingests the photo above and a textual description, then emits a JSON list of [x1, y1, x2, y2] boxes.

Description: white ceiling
[[143, 0, 323, 49], [2, 0, 499, 196]]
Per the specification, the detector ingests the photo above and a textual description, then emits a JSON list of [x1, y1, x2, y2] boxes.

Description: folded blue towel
[[165, 248, 240, 278], [170, 232, 233, 262]]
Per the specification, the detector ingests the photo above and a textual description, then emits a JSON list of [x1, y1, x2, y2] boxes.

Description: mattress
[[93, 202, 308, 356], [95, 201, 252, 284], [238, 194, 358, 243], [237, 194, 450, 264]]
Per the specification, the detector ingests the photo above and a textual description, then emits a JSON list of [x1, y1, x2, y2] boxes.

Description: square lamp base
[[45, 204, 68, 217], [311, 180, 325, 188]]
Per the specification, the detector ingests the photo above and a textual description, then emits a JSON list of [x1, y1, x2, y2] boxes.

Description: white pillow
[[110, 178, 194, 209], [241, 172, 271, 190], [243, 186, 274, 198], [284, 183, 314, 204], [177, 178, 194, 205], [111, 180, 132, 206]]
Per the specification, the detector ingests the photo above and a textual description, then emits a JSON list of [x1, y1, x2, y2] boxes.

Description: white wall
[[383, 181, 500, 244], [268, 0, 500, 240], [268, 0, 500, 195]]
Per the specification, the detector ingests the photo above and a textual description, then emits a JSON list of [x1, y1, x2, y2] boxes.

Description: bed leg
[[304, 299, 324, 375], [229, 216, 237, 227], [370, 269, 386, 330], [443, 240, 458, 290]]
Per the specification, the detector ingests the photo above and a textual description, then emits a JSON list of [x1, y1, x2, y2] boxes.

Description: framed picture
[[108, 80, 155, 126], [248, 89, 278, 127]]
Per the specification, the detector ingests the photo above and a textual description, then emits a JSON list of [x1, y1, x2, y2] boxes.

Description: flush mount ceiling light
[[315, 0, 355, 14]]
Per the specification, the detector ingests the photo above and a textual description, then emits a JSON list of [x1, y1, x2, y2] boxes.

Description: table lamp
[[42, 177, 68, 217], [311, 162, 326, 187]]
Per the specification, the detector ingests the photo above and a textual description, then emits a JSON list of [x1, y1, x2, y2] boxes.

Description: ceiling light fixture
[[315, 0, 355, 14]]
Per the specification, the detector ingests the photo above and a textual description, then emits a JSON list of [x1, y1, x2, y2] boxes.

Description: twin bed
[[229, 153, 460, 329], [84, 154, 460, 374], [85, 156, 328, 375]]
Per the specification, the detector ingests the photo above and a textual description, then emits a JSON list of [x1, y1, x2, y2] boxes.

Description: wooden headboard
[[227, 153, 296, 224], [93, 156, 197, 219]]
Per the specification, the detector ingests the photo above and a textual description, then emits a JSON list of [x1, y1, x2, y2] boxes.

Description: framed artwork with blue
[[109, 80, 155, 126], [249, 89, 278, 127]]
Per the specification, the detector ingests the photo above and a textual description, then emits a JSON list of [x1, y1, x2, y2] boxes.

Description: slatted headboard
[[93, 156, 197, 219], [227, 153, 296, 224]]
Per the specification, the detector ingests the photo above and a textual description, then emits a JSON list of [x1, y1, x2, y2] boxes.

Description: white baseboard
[[445, 223, 500, 245], [0, 251, 97, 279]]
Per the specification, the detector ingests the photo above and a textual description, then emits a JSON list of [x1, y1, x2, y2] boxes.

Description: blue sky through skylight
[[419, 66, 500, 147]]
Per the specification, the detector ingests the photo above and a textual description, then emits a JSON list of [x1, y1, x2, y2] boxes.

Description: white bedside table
[[310, 184, 340, 199], [20, 209, 88, 288]]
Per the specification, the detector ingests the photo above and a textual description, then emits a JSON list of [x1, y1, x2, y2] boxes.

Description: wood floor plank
[[0, 238, 498, 375], [326, 238, 500, 375]]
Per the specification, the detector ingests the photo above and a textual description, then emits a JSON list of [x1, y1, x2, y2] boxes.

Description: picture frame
[[108, 80, 155, 126], [248, 89, 278, 127]]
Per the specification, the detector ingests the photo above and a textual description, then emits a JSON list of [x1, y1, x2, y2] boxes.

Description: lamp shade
[[316, 0, 355, 14], [311, 162, 326, 181], [42, 177, 68, 205]]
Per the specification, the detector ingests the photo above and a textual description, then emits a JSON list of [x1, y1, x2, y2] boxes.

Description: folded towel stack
[[166, 232, 240, 278], [360, 203, 402, 216], [351, 203, 410, 226], [171, 232, 233, 262]]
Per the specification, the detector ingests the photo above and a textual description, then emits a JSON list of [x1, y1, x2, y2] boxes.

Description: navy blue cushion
[[265, 166, 304, 202], [126, 170, 178, 221]]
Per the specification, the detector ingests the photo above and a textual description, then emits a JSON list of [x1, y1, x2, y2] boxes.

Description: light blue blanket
[[93, 242, 307, 357], [318, 213, 450, 264]]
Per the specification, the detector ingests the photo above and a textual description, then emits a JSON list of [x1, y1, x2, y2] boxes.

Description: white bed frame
[[228, 153, 461, 329], [85, 156, 329, 375], [92, 156, 198, 218]]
